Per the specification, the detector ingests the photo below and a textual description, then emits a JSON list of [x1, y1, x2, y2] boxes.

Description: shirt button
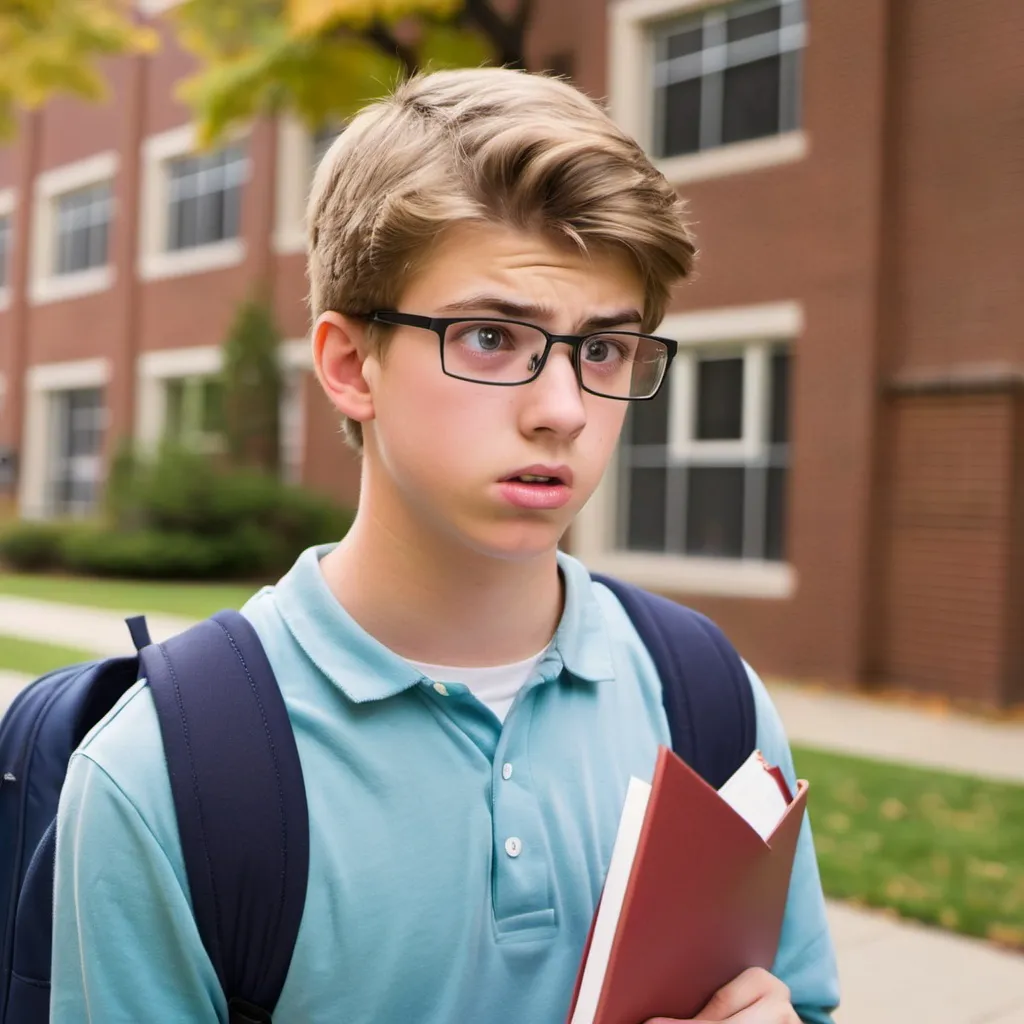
[[432, 682, 449, 696], [505, 837, 522, 858], [501, 762, 513, 781]]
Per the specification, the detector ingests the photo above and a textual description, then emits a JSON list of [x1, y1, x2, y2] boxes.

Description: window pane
[[696, 357, 744, 440], [200, 378, 225, 434], [727, 3, 781, 43], [722, 55, 781, 145], [660, 79, 702, 157], [165, 380, 186, 443], [223, 184, 241, 240], [666, 25, 703, 57], [686, 465, 744, 557], [166, 147, 245, 250], [626, 467, 668, 552], [70, 227, 90, 273], [626, 376, 671, 446], [765, 465, 787, 560], [770, 350, 790, 443]]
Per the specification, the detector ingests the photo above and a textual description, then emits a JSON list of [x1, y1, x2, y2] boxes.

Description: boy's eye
[[583, 337, 624, 363], [455, 324, 511, 352], [473, 326, 504, 351]]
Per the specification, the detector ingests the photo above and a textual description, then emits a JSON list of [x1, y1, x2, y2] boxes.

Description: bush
[[0, 448, 353, 580], [0, 520, 76, 572]]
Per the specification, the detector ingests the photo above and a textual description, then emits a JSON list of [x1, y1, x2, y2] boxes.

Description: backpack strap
[[590, 574, 757, 790], [139, 611, 309, 1024]]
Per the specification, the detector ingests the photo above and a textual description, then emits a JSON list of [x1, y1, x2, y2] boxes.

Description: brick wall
[[874, 392, 1016, 705]]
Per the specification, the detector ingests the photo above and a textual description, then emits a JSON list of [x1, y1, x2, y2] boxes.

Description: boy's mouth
[[502, 465, 573, 487]]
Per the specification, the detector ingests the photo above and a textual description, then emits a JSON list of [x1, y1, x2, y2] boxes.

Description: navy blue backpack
[[0, 575, 754, 1024]]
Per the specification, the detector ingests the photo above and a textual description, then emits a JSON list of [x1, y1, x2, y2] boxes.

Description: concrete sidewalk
[[0, 594, 196, 658], [768, 680, 1024, 785], [2, 594, 1024, 1023]]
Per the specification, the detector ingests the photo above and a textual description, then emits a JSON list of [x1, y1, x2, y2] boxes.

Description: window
[[651, 0, 805, 159], [164, 375, 225, 453], [54, 181, 112, 275], [0, 214, 11, 290], [167, 145, 246, 251], [49, 387, 106, 517], [618, 342, 791, 561]]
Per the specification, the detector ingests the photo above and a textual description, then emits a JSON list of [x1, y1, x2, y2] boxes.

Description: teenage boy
[[52, 68, 839, 1023]]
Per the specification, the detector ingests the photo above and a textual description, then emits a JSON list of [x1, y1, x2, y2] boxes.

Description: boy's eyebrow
[[434, 294, 644, 333]]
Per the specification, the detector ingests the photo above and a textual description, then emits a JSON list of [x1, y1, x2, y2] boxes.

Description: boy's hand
[[645, 967, 799, 1023]]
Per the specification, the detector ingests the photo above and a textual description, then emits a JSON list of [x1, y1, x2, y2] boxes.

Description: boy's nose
[[518, 348, 587, 439]]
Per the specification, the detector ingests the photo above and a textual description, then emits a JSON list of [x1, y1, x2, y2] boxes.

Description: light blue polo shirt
[[52, 545, 839, 1023]]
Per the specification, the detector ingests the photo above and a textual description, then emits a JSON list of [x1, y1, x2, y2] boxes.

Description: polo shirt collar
[[273, 544, 616, 704]]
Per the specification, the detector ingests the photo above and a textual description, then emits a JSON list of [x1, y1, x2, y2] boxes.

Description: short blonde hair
[[307, 67, 697, 449]]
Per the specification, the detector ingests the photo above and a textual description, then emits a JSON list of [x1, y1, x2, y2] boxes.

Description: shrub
[[0, 520, 75, 572], [0, 449, 352, 580]]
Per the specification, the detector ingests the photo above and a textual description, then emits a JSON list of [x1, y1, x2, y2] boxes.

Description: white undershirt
[[407, 648, 549, 723]]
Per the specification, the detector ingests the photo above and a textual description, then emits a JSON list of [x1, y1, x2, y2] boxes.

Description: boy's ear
[[312, 313, 376, 426]]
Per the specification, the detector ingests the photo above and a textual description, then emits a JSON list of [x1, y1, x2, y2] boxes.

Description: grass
[[0, 573, 263, 620], [0, 634, 96, 678], [793, 745, 1024, 949]]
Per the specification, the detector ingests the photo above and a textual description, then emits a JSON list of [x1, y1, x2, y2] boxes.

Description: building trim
[[27, 357, 110, 392], [30, 152, 118, 307], [138, 344, 223, 380], [280, 337, 313, 371], [660, 301, 804, 345], [579, 548, 796, 599], [138, 123, 249, 282], [886, 363, 1024, 396], [35, 151, 118, 196], [274, 116, 311, 255], [574, 301, 802, 599], [609, 0, 810, 184], [655, 131, 809, 186]]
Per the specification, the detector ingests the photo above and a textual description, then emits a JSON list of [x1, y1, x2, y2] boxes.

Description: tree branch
[[461, 0, 528, 69], [365, 19, 419, 78]]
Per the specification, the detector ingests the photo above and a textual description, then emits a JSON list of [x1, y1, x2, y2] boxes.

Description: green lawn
[[0, 573, 263, 620], [0, 634, 96, 678], [793, 745, 1024, 949]]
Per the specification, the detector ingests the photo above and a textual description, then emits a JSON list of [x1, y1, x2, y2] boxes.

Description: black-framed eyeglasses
[[360, 311, 677, 401]]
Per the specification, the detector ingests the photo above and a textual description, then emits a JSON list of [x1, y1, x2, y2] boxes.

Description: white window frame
[[0, 188, 14, 311], [609, 0, 809, 186], [136, 345, 224, 454], [139, 124, 249, 281], [19, 358, 111, 519], [137, 341, 312, 478], [30, 153, 117, 305], [274, 116, 343, 255], [573, 301, 802, 598]]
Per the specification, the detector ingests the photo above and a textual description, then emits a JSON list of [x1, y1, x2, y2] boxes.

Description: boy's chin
[[461, 519, 567, 564]]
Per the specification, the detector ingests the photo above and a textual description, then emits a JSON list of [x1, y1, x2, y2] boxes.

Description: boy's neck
[[318, 504, 564, 669]]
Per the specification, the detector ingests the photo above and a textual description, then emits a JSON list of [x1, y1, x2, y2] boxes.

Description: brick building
[[0, 0, 1021, 706]]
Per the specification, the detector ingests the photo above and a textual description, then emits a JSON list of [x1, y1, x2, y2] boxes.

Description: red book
[[567, 746, 809, 1024]]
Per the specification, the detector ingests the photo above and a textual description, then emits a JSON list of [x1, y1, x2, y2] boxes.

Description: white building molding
[[274, 115, 312, 255], [30, 152, 118, 306], [138, 123, 248, 281]]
